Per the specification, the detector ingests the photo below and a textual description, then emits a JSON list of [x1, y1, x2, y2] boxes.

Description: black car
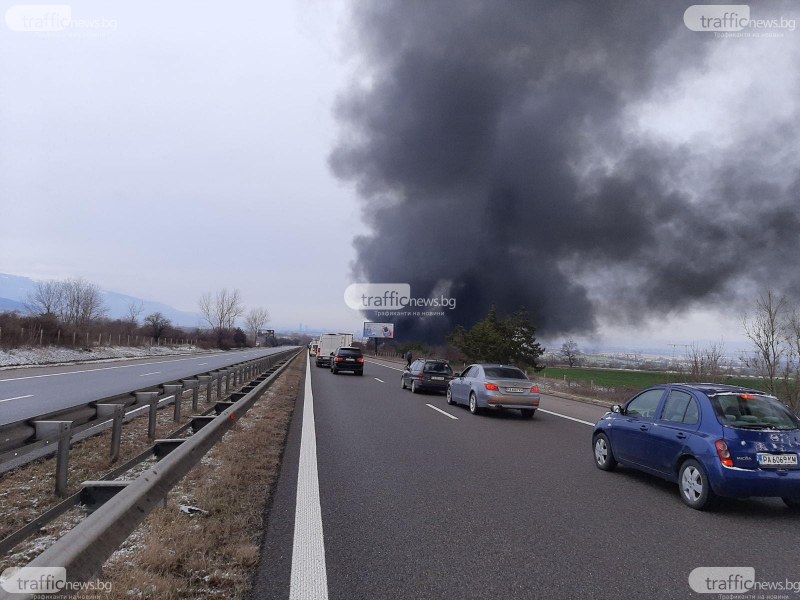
[[331, 347, 364, 375], [401, 359, 454, 393]]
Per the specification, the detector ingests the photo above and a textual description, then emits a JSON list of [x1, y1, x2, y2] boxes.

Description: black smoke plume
[[331, 0, 800, 341]]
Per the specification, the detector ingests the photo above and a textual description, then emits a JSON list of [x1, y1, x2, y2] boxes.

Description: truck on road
[[315, 333, 353, 367]]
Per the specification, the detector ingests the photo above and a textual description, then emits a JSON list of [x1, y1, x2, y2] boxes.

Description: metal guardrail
[[1, 349, 301, 600]]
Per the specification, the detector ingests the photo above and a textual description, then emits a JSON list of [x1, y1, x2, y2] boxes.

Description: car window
[[626, 389, 664, 419], [462, 366, 477, 378], [661, 390, 697, 424], [424, 361, 452, 374], [711, 393, 800, 430], [483, 367, 527, 380], [337, 348, 362, 357]]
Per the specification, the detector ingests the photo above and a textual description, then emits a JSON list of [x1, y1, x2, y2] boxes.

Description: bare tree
[[25, 280, 64, 316], [245, 307, 271, 344], [686, 342, 725, 382], [560, 339, 580, 367], [743, 290, 787, 395], [126, 301, 144, 328], [199, 289, 244, 346], [143, 312, 170, 342]]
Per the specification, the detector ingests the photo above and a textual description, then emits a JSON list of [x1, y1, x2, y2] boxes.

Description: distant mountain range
[[0, 273, 202, 328]]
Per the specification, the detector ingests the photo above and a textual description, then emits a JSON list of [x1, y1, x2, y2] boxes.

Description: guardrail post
[[182, 379, 200, 411], [216, 371, 224, 399], [162, 384, 184, 422], [34, 421, 72, 496], [96, 404, 125, 462], [135, 391, 160, 440], [222, 369, 231, 394], [197, 375, 213, 403]]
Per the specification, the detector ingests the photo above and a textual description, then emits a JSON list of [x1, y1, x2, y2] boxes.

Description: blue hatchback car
[[592, 384, 800, 510]]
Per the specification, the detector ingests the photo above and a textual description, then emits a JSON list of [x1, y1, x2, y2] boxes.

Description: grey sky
[[1, 1, 798, 352]]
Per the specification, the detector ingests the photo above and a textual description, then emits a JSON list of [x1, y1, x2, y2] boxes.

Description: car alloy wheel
[[401, 376, 407, 389], [679, 459, 715, 510], [411, 380, 418, 394], [593, 434, 617, 471], [469, 393, 480, 415], [446, 388, 455, 405]]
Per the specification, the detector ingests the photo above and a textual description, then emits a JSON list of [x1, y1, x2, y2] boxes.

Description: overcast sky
[[1, 1, 797, 353]]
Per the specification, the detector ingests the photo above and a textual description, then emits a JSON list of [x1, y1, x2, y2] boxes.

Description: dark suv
[[331, 347, 365, 375], [402, 359, 454, 393]]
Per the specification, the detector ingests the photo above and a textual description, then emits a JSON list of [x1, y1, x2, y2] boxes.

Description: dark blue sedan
[[592, 384, 800, 510]]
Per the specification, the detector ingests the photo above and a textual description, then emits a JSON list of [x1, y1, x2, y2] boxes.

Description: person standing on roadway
[[405, 350, 413, 368]]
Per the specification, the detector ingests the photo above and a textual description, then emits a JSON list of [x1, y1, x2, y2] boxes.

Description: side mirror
[[611, 404, 623, 414]]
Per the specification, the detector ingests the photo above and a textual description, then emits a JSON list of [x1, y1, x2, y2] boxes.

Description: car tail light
[[485, 383, 499, 391], [530, 386, 540, 393], [335, 357, 345, 362], [715, 440, 734, 467], [357, 357, 364, 363], [740, 394, 755, 400], [417, 374, 425, 380]]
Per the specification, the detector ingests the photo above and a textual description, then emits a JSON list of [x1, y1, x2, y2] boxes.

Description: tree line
[[0, 278, 272, 350]]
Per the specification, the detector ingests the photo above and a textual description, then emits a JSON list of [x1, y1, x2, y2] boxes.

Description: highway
[[251, 356, 800, 600], [0, 347, 295, 426]]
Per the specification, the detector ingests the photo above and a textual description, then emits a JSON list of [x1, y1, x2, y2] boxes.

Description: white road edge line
[[426, 404, 459, 420], [0, 394, 34, 404], [538, 408, 594, 426], [290, 358, 329, 600], [139, 371, 161, 377], [374, 378, 384, 383]]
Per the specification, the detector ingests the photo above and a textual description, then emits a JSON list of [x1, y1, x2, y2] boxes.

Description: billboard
[[363, 322, 394, 339]]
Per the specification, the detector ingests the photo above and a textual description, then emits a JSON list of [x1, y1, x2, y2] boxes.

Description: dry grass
[[0, 373, 256, 559], [74, 354, 303, 599]]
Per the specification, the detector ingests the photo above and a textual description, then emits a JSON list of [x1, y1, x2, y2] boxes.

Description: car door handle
[[675, 433, 687, 440], [639, 425, 649, 431]]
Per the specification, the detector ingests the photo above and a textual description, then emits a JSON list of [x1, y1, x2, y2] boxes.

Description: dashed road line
[[374, 378, 385, 383], [0, 394, 33, 403], [538, 409, 594, 426], [139, 371, 161, 377], [426, 404, 459, 420]]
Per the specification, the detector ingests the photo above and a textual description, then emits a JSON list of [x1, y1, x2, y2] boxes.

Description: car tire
[[519, 410, 534, 420], [411, 380, 419, 394], [678, 459, 716, 510], [592, 433, 617, 471], [401, 377, 407, 390], [469, 392, 481, 415], [357, 371, 364, 376], [782, 497, 800, 511], [446, 388, 455, 405], [331, 367, 338, 375]]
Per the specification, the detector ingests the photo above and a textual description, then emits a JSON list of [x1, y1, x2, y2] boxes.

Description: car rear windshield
[[337, 348, 363, 357], [711, 393, 800, 430], [483, 367, 528, 380], [424, 361, 453, 374]]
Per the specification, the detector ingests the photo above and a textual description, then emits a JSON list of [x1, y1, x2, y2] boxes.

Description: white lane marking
[[0, 394, 33, 404], [374, 378, 384, 383], [197, 363, 209, 366], [0, 349, 279, 383], [290, 359, 329, 600], [139, 371, 161, 377], [538, 409, 594, 426], [364, 359, 404, 372], [426, 404, 459, 420]]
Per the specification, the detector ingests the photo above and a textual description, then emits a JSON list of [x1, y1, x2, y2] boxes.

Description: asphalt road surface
[[251, 357, 800, 600], [0, 347, 295, 425]]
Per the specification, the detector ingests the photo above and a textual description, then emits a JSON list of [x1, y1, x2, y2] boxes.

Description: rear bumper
[[414, 380, 450, 392], [709, 463, 800, 498], [316, 357, 331, 366], [478, 391, 541, 409]]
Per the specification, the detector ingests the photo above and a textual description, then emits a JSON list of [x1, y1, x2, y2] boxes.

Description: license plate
[[505, 387, 526, 393], [431, 376, 444, 380], [345, 358, 354, 362], [757, 453, 798, 467]]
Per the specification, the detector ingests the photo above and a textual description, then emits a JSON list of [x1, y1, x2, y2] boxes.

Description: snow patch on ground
[[0, 345, 214, 368]]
